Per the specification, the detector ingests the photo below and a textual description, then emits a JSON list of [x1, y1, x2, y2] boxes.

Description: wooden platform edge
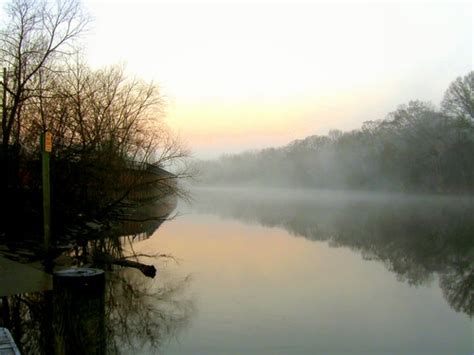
[[0, 327, 21, 354]]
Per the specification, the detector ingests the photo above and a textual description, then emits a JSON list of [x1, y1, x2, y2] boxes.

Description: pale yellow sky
[[82, 0, 472, 158]]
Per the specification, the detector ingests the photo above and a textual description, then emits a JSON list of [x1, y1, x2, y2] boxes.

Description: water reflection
[[0, 198, 194, 354], [190, 187, 474, 317], [1, 268, 192, 354], [106, 268, 193, 353]]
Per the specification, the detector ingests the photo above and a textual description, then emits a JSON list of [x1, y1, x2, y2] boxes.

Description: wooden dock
[[0, 256, 52, 297], [0, 328, 20, 354]]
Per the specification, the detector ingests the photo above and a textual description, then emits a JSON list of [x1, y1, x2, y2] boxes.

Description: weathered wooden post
[[41, 131, 52, 253], [53, 268, 106, 355]]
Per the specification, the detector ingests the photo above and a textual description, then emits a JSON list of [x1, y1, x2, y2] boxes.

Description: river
[[131, 187, 473, 355]]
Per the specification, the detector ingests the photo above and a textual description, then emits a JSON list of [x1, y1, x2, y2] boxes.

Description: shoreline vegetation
[[0, 0, 189, 245], [195, 72, 474, 194]]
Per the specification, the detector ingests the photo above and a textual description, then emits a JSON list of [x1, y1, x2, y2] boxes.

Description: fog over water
[[1, 1, 472, 353], [188, 187, 473, 304], [131, 186, 474, 354]]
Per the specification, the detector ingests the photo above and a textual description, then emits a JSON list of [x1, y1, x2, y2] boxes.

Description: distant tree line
[[197, 72, 474, 193]]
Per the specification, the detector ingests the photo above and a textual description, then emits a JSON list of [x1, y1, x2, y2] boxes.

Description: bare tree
[[0, 0, 191, 237], [0, 0, 89, 153], [441, 71, 474, 121], [15, 58, 190, 221]]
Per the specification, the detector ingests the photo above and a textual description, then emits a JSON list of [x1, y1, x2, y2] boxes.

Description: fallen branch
[[112, 259, 156, 278]]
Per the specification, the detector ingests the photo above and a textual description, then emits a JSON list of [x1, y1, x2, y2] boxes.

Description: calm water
[[132, 187, 473, 355]]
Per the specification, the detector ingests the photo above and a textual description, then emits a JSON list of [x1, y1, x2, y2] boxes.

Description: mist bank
[[187, 187, 473, 317], [195, 72, 474, 193]]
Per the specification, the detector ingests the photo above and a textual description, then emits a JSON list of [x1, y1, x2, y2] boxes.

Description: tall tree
[[0, 0, 88, 238], [0, 0, 89, 153], [441, 71, 474, 121]]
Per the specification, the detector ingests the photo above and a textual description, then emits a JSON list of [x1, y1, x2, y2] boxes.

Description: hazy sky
[[79, 1, 472, 157]]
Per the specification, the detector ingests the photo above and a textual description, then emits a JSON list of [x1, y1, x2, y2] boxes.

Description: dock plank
[[0, 328, 20, 354], [0, 257, 52, 297]]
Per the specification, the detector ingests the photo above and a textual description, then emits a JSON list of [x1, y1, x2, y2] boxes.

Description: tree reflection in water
[[439, 262, 473, 316], [0, 200, 194, 354], [192, 188, 473, 317], [1, 262, 193, 354], [106, 268, 193, 354]]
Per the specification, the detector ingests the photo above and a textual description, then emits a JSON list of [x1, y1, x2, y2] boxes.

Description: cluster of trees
[[198, 72, 474, 193], [0, 0, 187, 237]]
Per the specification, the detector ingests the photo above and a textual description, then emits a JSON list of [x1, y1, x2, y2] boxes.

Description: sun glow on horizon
[[82, 0, 472, 158]]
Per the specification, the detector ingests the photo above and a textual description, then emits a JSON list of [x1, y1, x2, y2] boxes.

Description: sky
[[70, 1, 473, 157]]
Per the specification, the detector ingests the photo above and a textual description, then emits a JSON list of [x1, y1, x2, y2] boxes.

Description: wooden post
[[52, 268, 106, 355], [41, 132, 52, 253]]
